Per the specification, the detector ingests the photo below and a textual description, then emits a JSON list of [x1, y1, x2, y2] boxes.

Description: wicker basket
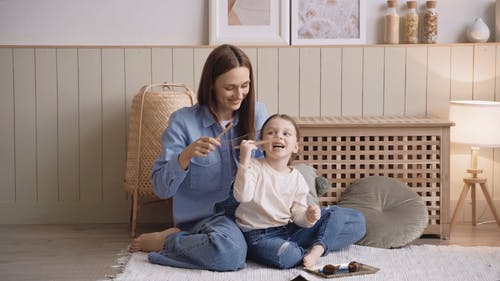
[[124, 83, 194, 236]]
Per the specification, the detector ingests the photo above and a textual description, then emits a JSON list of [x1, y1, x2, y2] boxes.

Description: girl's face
[[261, 117, 299, 162], [213, 66, 250, 120]]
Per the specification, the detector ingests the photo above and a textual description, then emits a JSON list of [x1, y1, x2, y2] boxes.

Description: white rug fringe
[[98, 249, 132, 281]]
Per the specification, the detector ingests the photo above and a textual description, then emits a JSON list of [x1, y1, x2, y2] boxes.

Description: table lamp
[[448, 100, 500, 231]]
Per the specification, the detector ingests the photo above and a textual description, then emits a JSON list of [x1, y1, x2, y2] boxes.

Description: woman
[[129, 44, 268, 271]]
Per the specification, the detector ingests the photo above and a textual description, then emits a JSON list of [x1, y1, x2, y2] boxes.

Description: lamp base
[[466, 168, 483, 177], [450, 176, 500, 232]]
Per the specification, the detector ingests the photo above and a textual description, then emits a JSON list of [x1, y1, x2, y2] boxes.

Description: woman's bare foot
[[129, 227, 181, 253], [303, 244, 325, 268]]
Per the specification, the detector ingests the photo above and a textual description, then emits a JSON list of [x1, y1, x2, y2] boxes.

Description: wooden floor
[[0, 224, 132, 281], [1, 223, 499, 281]]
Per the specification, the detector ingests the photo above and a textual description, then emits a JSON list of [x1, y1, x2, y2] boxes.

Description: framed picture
[[209, 0, 290, 45], [291, 0, 366, 45]]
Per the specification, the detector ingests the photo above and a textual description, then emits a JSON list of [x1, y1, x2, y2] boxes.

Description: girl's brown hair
[[197, 44, 256, 140]]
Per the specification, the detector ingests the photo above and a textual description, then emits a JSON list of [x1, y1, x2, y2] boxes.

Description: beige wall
[[0, 0, 496, 45], [0, 44, 499, 224]]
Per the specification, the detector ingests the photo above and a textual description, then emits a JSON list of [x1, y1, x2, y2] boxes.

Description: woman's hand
[[178, 137, 221, 170], [306, 204, 321, 224], [238, 140, 258, 168]]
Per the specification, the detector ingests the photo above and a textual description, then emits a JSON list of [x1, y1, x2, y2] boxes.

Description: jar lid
[[426, 1, 436, 8], [407, 1, 417, 8], [387, 0, 397, 8]]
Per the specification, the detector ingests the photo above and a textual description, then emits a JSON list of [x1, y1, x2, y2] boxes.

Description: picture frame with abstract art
[[209, 0, 290, 45], [291, 0, 366, 45]]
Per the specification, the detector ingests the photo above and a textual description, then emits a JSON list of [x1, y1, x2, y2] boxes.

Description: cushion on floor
[[293, 163, 330, 206], [337, 176, 429, 249]]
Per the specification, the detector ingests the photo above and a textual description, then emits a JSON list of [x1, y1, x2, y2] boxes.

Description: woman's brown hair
[[197, 44, 256, 140]]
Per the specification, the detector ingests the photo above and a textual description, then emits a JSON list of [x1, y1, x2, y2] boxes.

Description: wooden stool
[[450, 168, 500, 232]]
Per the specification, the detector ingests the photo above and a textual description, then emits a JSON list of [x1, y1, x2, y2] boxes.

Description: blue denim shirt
[[152, 102, 268, 228]]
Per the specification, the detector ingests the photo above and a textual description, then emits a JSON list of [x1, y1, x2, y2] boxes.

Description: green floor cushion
[[337, 176, 429, 249], [293, 163, 330, 206]]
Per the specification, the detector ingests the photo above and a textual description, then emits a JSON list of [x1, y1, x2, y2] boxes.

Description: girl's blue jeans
[[243, 205, 366, 269]]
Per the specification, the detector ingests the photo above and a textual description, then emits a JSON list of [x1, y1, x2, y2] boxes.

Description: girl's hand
[[178, 137, 221, 170], [239, 140, 258, 168], [306, 204, 321, 223]]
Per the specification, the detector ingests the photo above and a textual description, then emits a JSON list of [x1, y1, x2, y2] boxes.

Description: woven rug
[[111, 244, 500, 281]]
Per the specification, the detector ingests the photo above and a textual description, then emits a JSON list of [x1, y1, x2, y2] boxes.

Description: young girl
[[233, 114, 366, 269]]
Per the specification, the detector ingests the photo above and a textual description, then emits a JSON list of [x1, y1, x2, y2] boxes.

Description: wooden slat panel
[[479, 148, 495, 203], [341, 47, 363, 116], [13, 48, 37, 203], [363, 46, 384, 116], [242, 47, 260, 116], [257, 48, 278, 113], [0, 48, 15, 203], [125, 48, 151, 119], [57, 48, 80, 202], [427, 46, 451, 118], [497, 45, 500, 102], [406, 46, 427, 115], [450, 45, 474, 206], [473, 44, 496, 101], [278, 48, 299, 115], [193, 47, 212, 97], [151, 48, 173, 84], [450, 142, 469, 201], [241, 47, 258, 94], [299, 48, 320, 117], [496, 47, 500, 203], [468, 45, 495, 204], [35, 48, 58, 203], [102, 48, 127, 203], [241, 47, 257, 66], [320, 48, 341, 116], [172, 48, 194, 91], [449, 45, 474, 205], [494, 149, 500, 202], [2, 45, 500, 224], [384, 46, 406, 116], [78, 49, 102, 201], [450, 45, 473, 101]]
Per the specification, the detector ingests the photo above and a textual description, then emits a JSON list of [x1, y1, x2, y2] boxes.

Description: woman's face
[[213, 66, 250, 120]]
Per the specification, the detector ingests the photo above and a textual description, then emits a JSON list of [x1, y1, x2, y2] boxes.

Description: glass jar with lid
[[384, 0, 399, 44], [405, 1, 418, 43], [422, 1, 438, 43]]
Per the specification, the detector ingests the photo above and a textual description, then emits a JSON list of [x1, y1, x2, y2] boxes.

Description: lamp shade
[[449, 100, 500, 147]]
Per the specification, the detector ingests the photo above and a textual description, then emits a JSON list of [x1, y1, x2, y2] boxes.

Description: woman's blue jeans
[[243, 205, 366, 269], [148, 195, 247, 271]]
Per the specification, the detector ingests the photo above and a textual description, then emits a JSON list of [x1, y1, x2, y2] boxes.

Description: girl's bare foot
[[129, 227, 181, 253], [303, 244, 325, 268]]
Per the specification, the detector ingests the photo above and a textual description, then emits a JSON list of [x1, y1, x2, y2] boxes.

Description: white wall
[[0, 0, 497, 45], [0, 0, 208, 45]]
